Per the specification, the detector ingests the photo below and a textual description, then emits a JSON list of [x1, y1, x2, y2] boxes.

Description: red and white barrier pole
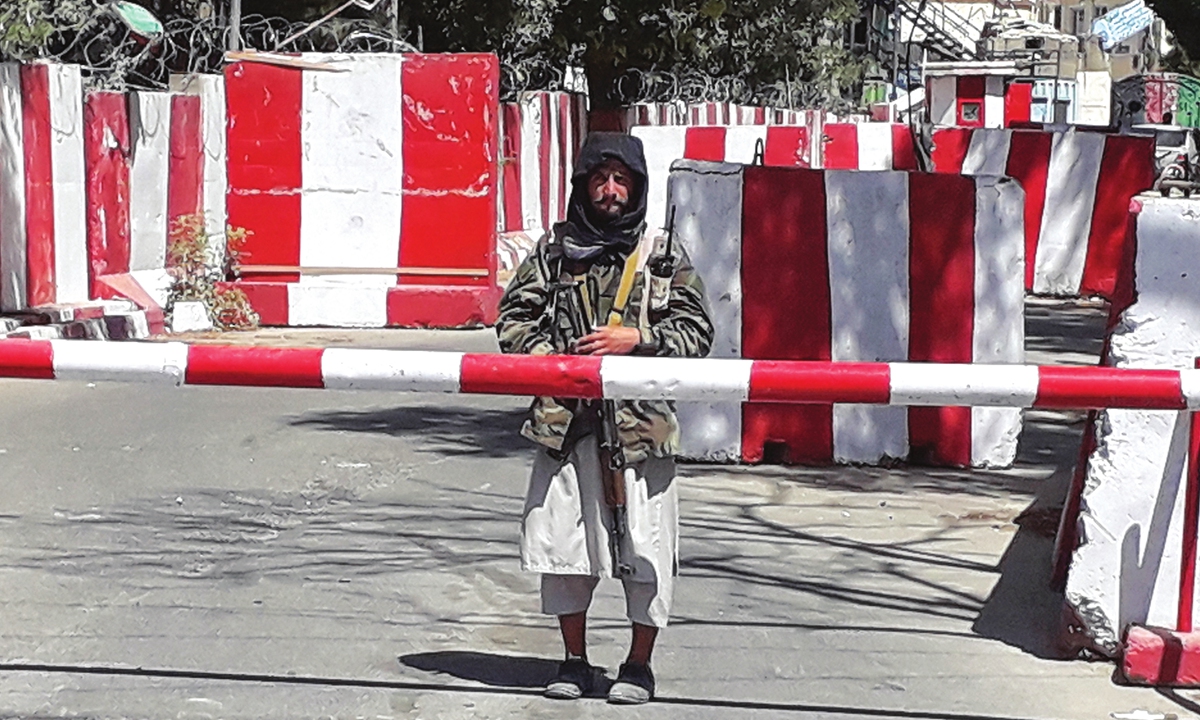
[[3, 339, 1200, 410], [1122, 358, 1200, 686]]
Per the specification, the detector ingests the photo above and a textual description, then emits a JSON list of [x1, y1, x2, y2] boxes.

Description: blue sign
[[1091, 0, 1155, 50]]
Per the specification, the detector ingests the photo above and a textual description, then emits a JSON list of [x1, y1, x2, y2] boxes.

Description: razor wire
[[2, 3, 855, 108], [1, 6, 418, 92], [607, 65, 848, 112]]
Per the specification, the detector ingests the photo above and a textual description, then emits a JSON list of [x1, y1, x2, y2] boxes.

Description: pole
[[390, 0, 399, 46], [1179, 357, 1200, 633], [229, 0, 242, 52]]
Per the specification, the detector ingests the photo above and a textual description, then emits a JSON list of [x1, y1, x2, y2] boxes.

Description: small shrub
[[166, 214, 260, 331]]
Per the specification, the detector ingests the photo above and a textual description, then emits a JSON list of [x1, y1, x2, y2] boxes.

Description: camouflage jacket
[[496, 228, 714, 463]]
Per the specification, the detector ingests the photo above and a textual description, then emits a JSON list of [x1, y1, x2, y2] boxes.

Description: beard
[[591, 193, 628, 218]]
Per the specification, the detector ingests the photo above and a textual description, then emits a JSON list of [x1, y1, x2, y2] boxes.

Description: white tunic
[[521, 434, 679, 591]]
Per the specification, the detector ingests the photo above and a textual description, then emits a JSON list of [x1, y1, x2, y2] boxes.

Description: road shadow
[[399, 650, 561, 689], [289, 404, 530, 459], [971, 475, 1076, 659], [1024, 297, 1109, 364]]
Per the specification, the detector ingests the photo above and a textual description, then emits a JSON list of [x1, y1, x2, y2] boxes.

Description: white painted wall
[[928, 76, 959, 127]]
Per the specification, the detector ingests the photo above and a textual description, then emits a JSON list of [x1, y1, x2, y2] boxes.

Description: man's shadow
[[399, 651, 614, 695]]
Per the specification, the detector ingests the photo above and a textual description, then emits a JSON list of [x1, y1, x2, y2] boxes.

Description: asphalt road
[[0, 300, 1196, 719]]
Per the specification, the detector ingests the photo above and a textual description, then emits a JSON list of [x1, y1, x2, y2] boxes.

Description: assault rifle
[[547, 274, 634, 578]]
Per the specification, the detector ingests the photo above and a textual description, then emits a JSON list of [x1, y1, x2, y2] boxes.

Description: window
[[1072, 7, 1086, 34], [961, 102, 981, 123], [1053, 6, 1062, 29]]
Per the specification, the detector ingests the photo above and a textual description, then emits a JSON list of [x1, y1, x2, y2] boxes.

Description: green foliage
[[0, 0, 93, 61], [3, 0, 873, 110], [167, 214, 260, 331], [387, 0, 869, 109]]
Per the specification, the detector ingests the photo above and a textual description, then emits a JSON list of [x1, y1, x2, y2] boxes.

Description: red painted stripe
[[755, 107, 766, 125], [0, 339, 55, 379], [749, 362, 890, 404], [538, 93, 553, 231], [386, 284, 501, 327], [1079, 135, 1156, 300], [20, 65, 55, 307], [1180, 361, 1200, 632], [185, 345, 324, 388], [1004, 130, 1054, 291], [907, 173, 976, 467], [821, 124, 859, 170], [225, 281, 290, 326], [741, 167, 834, 464], [763, 127, 809, 167], [84, 92, 132, 299], [167, 94, 204, 225], [459, 353, 602, 398], [224, 62, 303, 283], [1035, 366, 1185, 410], [400, 54, 498, 287], [684, 127, 727, 162], [501, 103, 523, 231], [1004, 83, 1033, 127], [891, 124, 918, 171], [929, 128, 972, 173]]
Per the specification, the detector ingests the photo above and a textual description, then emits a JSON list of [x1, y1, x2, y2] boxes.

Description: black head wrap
[[557, 132, 649, 262]]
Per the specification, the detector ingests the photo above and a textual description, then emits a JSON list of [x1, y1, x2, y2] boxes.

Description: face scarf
[[559, 132, 650, 262]]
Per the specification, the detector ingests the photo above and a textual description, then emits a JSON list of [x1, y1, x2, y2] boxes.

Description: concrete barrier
[[931, 127, 1155, 300], [1065, 195, 1200, 657], [224, 53, 502, 327], [668, 160, 1026, 468], [0, 63, 223, 332], [169, 73, 227, 244], [634, 124, 919, 232], [497, 91, 587, 238], [0, 61, 89, 311], [593, 103, 829, 131], [821, 123, 919, 171], [127, 90, 206, 312]]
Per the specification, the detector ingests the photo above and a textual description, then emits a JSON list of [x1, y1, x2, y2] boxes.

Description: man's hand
[[576, 326, 641, 355]]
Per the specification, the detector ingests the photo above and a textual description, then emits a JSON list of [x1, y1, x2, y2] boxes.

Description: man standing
[[496, 133, 713, 705]]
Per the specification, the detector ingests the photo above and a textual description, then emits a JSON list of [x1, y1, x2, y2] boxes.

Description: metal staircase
[[895, 0, 982, 60]]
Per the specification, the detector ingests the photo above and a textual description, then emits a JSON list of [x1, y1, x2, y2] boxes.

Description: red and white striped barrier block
[[596, 103, 839, 131], [83, 91, 166, 334], [931, 127, 1155, 299], [0, 61, 89, 311], [634, 125, 815, 230], [127, 89, 206, 311], [820, 123, 918, 171], [498, 91, 587, 236], [633, 123, 918, 232], [225, 53, 501, 328], [666, 160, 1026, 468], [169, 73, 227, 243], [1, 340, 1197, 410], [1065, 196, 1200, 659]]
